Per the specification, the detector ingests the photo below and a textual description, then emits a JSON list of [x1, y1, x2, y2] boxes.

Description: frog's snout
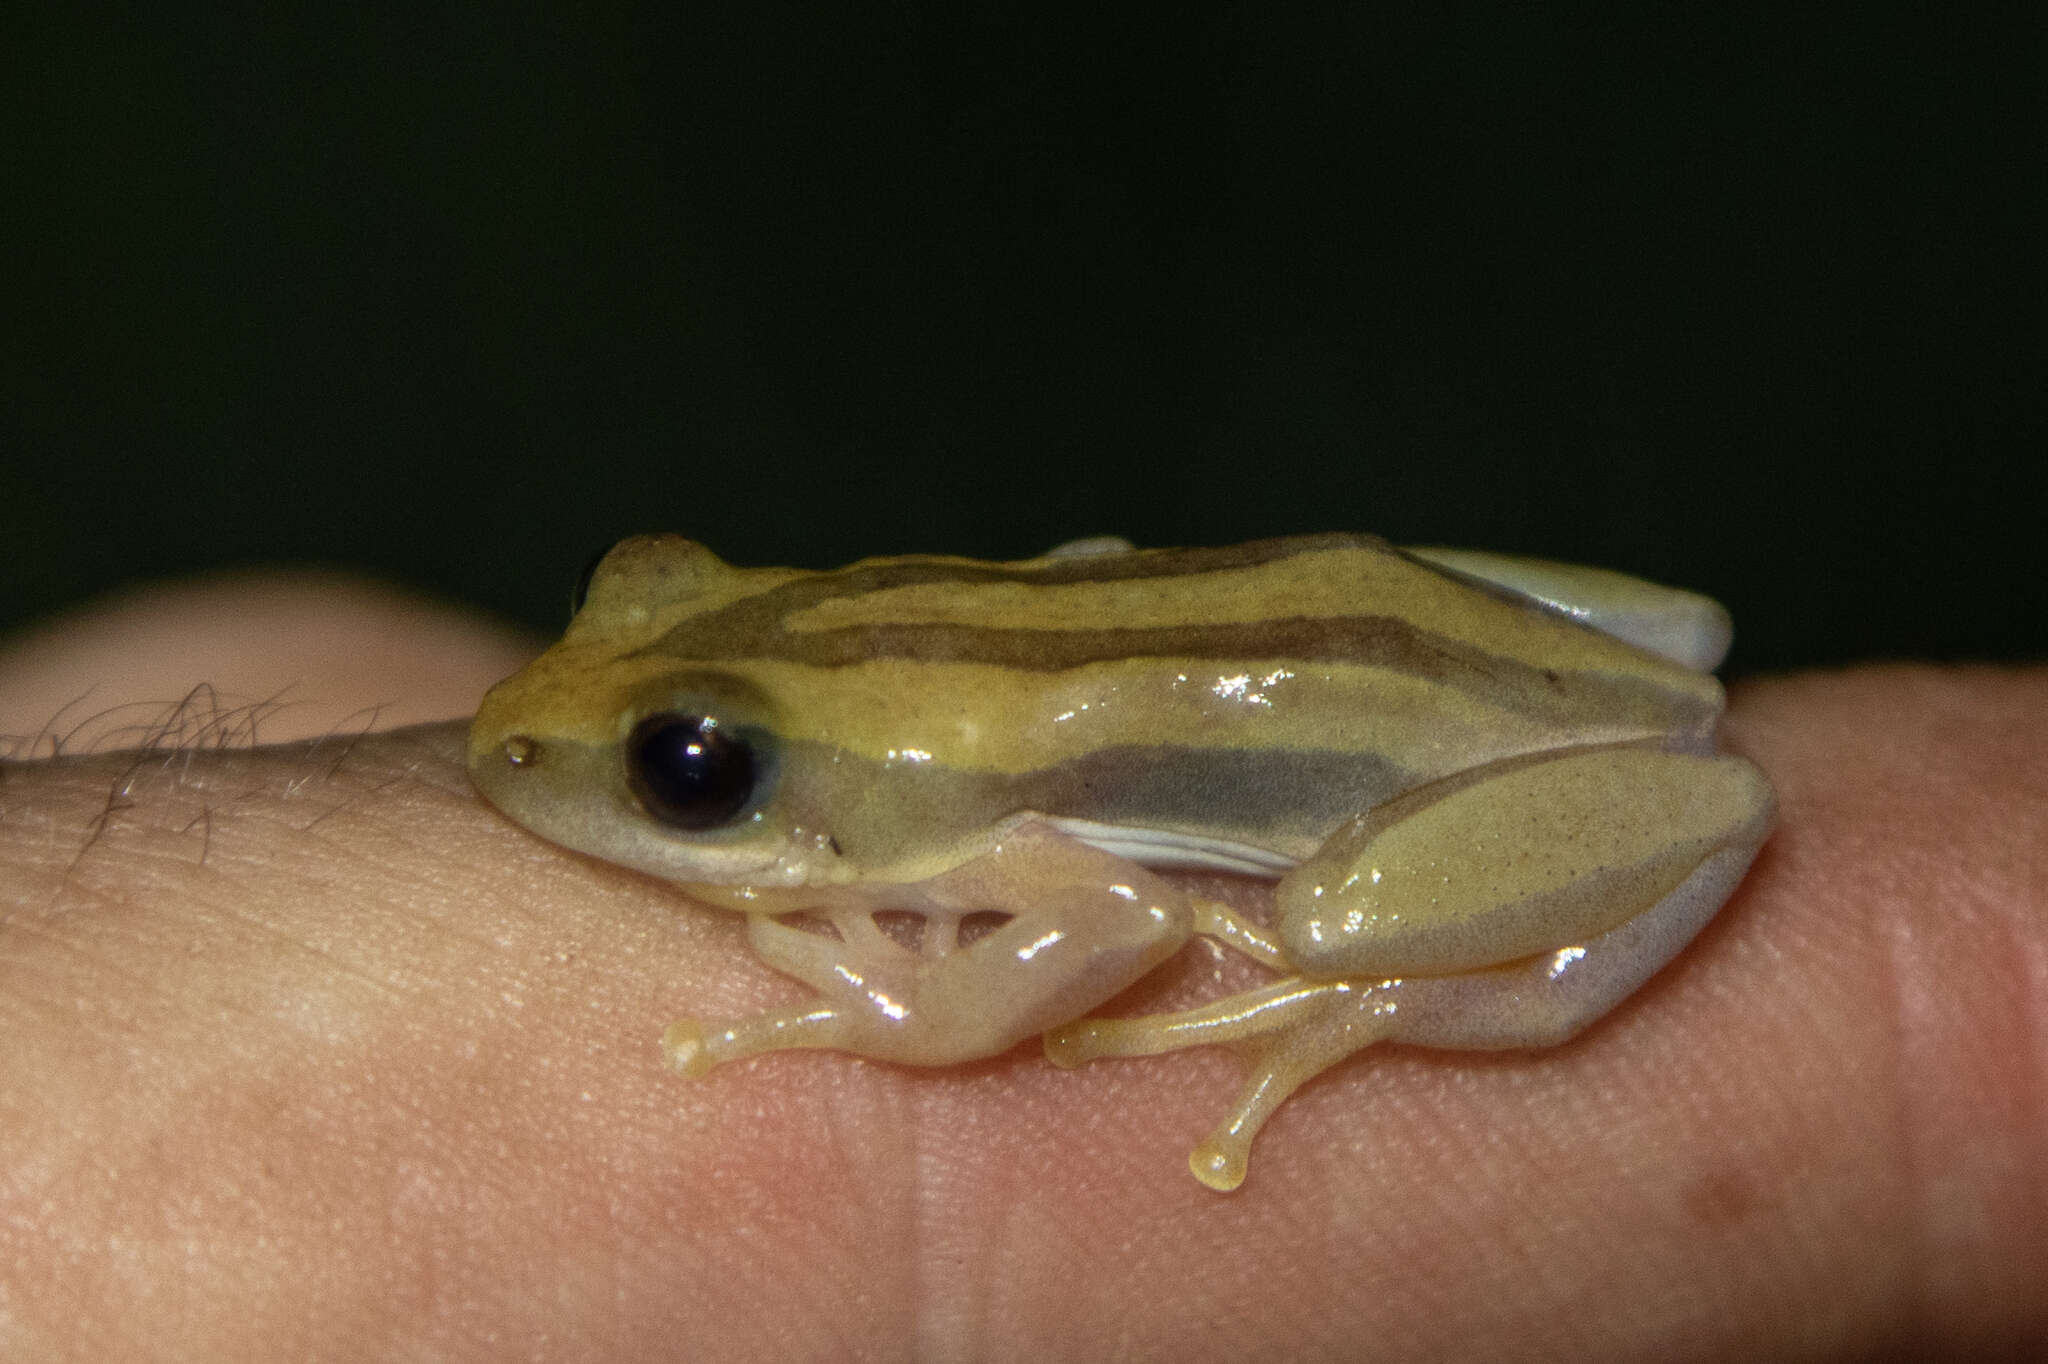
[[465, 680, 551, 799]]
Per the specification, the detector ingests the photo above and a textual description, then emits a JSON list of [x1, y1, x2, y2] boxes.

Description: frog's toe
[[662, 1018, 712, 1077], [1188, 1137, 1250, 1193]]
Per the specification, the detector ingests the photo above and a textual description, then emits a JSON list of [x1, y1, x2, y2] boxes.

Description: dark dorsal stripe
[[641, 535, 1485, 676], [661, 610, 1503, 686], [632, 534, 1660, 724], [632, 531, 1712, 740], [695, 533, 1381, 621]]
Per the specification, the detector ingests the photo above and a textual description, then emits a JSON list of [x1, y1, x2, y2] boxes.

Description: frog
[[467, 533, 1773, 1190]]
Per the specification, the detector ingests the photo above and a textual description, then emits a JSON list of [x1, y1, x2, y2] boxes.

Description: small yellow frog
[[468, 534, 1772, 1190]]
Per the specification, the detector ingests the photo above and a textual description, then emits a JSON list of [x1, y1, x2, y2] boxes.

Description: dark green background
[[6, 8, 2040, 673]]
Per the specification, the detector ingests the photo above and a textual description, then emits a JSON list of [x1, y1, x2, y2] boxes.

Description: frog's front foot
[[661, 826, 1199, 1074]]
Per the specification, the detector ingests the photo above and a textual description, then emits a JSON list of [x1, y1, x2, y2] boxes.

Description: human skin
[[1, 577, 2044, 1360]]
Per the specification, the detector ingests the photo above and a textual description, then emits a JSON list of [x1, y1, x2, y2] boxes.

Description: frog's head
[[468, 660, 838, 890], [466, 537, 841, 890]]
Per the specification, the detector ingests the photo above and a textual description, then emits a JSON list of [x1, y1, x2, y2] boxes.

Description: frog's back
[[627, 535, 1723, 865]]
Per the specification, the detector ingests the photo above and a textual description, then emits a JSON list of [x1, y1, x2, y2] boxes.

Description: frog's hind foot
[[1187, 1000, 1402, 1191], [1044, 975, 1403, 1191]]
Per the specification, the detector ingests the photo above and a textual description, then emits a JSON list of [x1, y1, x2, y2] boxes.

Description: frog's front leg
[[1048, 747, 1774, 1189], [664, 821, 1193, 1076]]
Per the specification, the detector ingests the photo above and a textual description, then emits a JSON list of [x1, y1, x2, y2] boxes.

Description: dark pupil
[[625, 714, 756, 830]]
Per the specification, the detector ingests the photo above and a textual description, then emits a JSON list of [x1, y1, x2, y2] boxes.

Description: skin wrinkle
[[911, 1084, 973, 1364], [1770, 666, 2048, 1352], [1879, 829, 1947, 1349], [1899, 782, 2048, 1344], [808, 1076, 897, 1358], [2010, 903, 2048, 1321], [1941, 901, 2039, 1310], [1708, 707, 1907, 1352]]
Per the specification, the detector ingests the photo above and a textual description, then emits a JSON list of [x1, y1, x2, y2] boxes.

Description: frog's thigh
[[1275, 748, 1773, 979], [666, 824, 1193, 1074], [1389, 834, 1763, 1051], [1402, 546, 1732, 670]]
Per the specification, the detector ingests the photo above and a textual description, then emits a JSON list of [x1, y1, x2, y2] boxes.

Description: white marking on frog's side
[[1044, 816, 1301, 876]]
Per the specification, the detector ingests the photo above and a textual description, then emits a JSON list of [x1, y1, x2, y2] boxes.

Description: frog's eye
[[625, 713, 759, 830], [570, 543, 619, 617]]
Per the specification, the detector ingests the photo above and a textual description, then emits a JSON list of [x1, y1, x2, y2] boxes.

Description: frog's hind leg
[[1402, 546, 1733, 670], [1172, 843, 1766, 1187], [1183, 841, 1754, 1190], [1046, 836, 1768, 1191], [1190, 898, 1290, 970], [1389, 839, 1763, 1052], [1045, 897, 1407, 1190]]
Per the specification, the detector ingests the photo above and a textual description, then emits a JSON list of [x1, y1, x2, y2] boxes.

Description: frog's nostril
[[501, 736, 540, 767]]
